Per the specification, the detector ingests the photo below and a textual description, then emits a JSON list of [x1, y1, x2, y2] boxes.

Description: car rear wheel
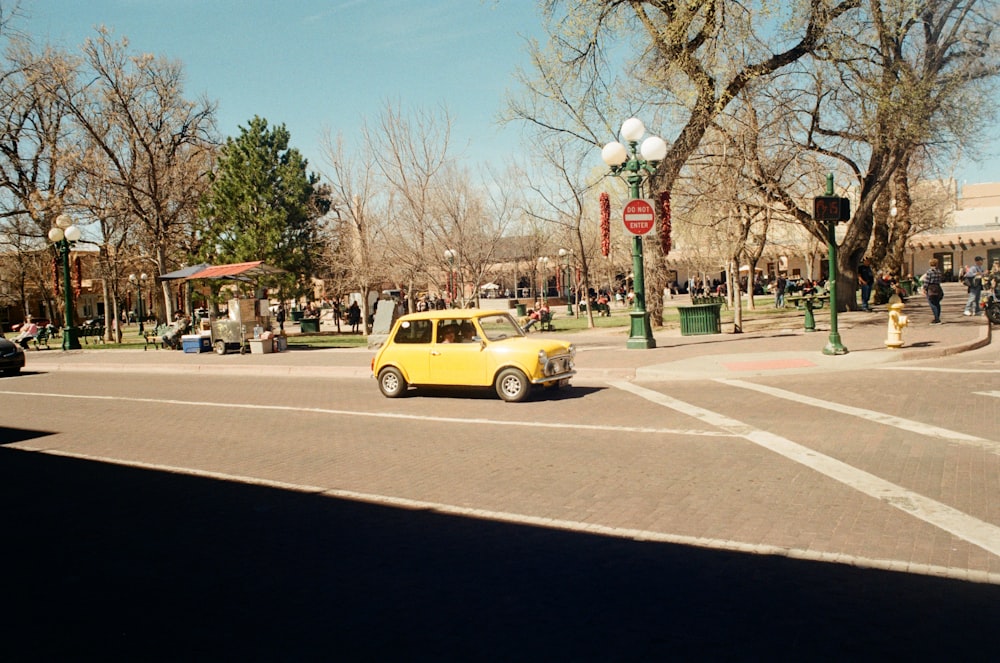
[[495, 367, 530, 402], [378, 366, 408, 398]]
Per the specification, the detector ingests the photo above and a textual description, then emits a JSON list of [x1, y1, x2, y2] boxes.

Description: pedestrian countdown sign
[[623, 199, 655, 235]]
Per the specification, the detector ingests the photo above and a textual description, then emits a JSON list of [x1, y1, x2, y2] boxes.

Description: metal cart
[[210, 319, 249, 355]]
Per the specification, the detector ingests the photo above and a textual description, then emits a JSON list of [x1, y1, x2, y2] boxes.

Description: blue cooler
[[182, 334, 211, 353]]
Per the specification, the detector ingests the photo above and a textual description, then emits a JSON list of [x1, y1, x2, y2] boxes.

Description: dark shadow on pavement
[[408, 385, 597, 401], [2, 445, 998, 661]]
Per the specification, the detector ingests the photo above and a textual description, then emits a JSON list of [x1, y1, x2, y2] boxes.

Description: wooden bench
[[691, 295, 727, 307], [580, 301, 611, 316], [80, 324, 105, 344], [31, 327, 52, 350], [143, 324, 173, 350]]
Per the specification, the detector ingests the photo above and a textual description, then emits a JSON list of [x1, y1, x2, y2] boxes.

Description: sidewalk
[[23, 284, 992, 382]]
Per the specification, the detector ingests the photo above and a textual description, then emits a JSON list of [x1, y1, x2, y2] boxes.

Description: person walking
[[347, 300, 361, 333], [773, 273, 787, 308], [962, 256, 985, 316], [858, 257, 875, 311], [921, 258, 944, 324], [276, 302, 286, 333]]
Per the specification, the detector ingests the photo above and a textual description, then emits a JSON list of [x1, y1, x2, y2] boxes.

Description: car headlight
[[538, 349, 547, 363]]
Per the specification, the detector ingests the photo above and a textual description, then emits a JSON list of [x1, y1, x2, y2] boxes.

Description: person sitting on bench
[[161, 314, 191, 350]]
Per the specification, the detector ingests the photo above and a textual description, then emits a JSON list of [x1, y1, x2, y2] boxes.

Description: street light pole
[[129, 272, 148, 333], [47, 214, 82, 350], [444, 249, 456, 306], [558, 248, 573, 314], [537, 256, 550, 305], [601, 118, 668, 349]]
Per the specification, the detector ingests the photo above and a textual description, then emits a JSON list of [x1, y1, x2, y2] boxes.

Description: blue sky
[[18, 0, 546, 176], [16, 0, 1000, 186]]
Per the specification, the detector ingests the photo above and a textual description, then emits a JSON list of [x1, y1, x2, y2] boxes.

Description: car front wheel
[[378, 366, 408, 398], [495, 367, 530, 402]]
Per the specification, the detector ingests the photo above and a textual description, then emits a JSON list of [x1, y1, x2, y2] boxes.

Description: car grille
[[543, 355, 573, 376]]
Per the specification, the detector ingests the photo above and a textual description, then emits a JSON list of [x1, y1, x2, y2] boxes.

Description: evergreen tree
[[198, 116, 323, 289]]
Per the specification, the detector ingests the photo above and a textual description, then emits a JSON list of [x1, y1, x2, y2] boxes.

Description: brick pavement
[[6, 281, 999, 658]]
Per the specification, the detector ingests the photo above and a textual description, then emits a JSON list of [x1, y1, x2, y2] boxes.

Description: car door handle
[[431, 350, 441, 356]]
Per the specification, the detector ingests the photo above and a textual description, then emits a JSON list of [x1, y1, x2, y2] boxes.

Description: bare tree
[[318, 130, 387, 334], [39, 28, 216, 322], [365, 101, 454, 308], [780, 0, 1000, 308], [517, 135, 605, 326], [0, 38, 82, 323]]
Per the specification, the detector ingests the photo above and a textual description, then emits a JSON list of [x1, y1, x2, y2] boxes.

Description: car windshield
[[476, 313, 525, 341]]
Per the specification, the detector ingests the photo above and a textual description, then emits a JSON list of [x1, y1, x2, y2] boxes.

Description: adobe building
[[663, 180, 1000, 288], [905, 181, 1000, 278]]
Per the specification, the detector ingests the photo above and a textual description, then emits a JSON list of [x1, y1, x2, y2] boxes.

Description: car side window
[[393, 319, 432, 344], [437, 320, 461, 344]]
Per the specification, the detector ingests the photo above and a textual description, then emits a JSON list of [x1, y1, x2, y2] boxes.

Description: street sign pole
[[817, 173, 848, 355], [623, 187, 656, 349]]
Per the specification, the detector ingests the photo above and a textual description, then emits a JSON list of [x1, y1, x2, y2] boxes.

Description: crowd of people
[[918, 255, 1000, 323]]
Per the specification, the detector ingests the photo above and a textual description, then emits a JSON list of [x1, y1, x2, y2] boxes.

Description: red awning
[[180, 261, 285, 281]]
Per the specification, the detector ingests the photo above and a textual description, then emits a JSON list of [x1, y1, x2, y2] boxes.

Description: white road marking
[[609, 380, 1000, 561], [9, 444, 1000, 585], [975, 391, 1000, 399], [880, 366, 1000, 374], [0, 389, 734, 438], [716, 378, 1000, 452]]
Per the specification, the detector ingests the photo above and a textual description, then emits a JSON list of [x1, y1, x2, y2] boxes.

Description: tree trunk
[[886, 159, 913, 278]]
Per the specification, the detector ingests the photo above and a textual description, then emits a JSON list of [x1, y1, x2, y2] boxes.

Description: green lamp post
[[558, 248, 573, 314], [444, 249, 456, 306], [129, 272, 148, 333], [601, 118, 668, 349], [537, 256, 550, 305], [47, 214, 83, 350]]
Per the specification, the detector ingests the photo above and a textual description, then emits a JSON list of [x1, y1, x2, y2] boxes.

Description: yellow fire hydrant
[[885, 295, 908, 349]]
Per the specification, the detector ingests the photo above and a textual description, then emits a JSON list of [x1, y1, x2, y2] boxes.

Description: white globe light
[[64, 225, 82, 242], [620, 118, 645, 142], [601, 141, 628, 167], [55, 214, 72, 230], [48, 227, 65, 242], [640, 135, 668, 162]]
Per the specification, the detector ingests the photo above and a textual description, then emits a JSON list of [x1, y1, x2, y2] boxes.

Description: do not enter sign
[[622, 199, 655, 235]]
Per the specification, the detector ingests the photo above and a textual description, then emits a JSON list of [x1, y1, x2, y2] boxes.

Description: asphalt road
[[2, 347, 999, 660]]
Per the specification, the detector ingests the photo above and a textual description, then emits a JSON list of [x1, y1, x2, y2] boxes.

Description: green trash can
[[299, 317, 320, 333], [898, 279, 913, 296], [516, 303, 526, 316], [677, 303, 722, 335]]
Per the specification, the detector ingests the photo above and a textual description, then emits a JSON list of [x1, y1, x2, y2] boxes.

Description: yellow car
[[371, 309, 576, 402]]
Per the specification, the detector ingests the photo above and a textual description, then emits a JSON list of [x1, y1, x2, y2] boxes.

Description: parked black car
[[0, 330, 26, 376]]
